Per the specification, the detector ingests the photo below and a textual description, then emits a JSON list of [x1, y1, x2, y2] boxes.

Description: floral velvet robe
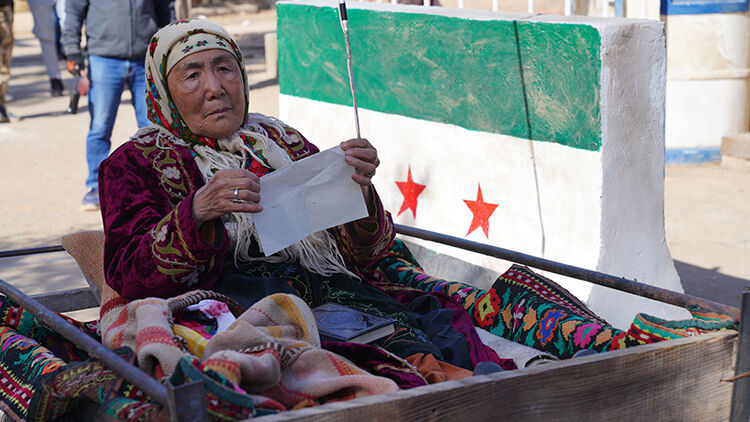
[[99, 123, 394, 300]]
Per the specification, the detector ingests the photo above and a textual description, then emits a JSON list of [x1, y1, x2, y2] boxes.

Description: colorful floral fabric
[[370, 240, 740, 359], [371, 240, 641, 358], [0, 327, 67, 420], [26, 348, 167, 422], [364, 241, 515, 369], [0, 295, 98, 361], [627, 307, 736, 343]]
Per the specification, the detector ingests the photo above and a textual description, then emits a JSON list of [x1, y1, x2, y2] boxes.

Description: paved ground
[[665, 163, 750, 307], [0, 9, 748, 317]]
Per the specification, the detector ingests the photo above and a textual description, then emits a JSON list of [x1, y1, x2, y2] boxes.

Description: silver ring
[[232, 188, 246, 204]]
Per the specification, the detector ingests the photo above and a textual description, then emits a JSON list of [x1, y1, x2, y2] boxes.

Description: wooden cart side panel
[[257, 331, 737, 422]]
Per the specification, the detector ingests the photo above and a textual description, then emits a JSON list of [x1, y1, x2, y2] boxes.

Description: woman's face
[[167, 49, 246, 139]]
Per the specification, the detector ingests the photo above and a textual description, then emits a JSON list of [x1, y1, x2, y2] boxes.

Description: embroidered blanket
[[369, 240, 737, 358]]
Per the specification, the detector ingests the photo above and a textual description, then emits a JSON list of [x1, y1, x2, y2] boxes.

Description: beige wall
[[665, 12, 750, 149]]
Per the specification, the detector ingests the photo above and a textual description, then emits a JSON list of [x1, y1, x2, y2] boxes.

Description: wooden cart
[[1, 225, 747, 421]]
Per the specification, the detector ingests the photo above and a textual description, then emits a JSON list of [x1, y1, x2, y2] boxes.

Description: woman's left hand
[[341, 138, 380, 187]]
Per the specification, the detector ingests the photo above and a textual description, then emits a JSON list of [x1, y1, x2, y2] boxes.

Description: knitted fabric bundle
[[99, 291, 398, 410], [99, 291, 216, 377]]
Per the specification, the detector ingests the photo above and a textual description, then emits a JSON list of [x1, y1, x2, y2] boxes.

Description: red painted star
[[395, 167, 426, 218], [464, 184, 499, 238]]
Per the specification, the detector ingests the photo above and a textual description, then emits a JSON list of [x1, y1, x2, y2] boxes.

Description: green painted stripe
[[278, 4, 601, 151]]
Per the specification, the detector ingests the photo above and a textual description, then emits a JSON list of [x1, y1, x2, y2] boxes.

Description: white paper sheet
[[253, 146, 369, 256]]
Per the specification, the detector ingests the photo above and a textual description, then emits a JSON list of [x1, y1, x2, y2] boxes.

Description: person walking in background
[[28, 0, 64, 96], [0, 0, 11, 123], [63, 0, 173, 210]]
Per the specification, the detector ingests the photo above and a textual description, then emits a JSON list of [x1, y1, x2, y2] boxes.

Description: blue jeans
[[85, 55, 150, 190]]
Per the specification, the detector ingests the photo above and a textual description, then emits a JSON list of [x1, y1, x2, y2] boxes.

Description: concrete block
[[721, 132, 750, 160], [276, 0, 688, 328], [721, 155, 750, 170]]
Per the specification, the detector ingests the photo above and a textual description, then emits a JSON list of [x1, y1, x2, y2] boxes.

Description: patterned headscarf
[[145, 19, 248, 148]]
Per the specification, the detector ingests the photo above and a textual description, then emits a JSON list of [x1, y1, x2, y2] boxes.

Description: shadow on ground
[[0, 252, 88, 296], [677, 260, 750, 308]]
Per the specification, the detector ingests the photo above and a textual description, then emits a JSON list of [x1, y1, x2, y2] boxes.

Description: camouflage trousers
[[0, 4, 12, 106]]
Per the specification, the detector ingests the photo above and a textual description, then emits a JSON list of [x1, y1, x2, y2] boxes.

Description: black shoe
[[0, 105, 9, 123], [51, 78, 64, 97]]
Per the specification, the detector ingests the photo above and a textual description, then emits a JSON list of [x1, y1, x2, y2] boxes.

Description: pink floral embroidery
[[573, 323, 602, 348]]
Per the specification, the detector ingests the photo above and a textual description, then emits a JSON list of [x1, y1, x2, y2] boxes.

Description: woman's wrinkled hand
[[192, 168, 262, 228], [341, 138, 380, 187]]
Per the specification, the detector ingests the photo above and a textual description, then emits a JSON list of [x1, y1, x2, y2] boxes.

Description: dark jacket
[[0, 1, 12, 9], [63, 0, 173, 59]]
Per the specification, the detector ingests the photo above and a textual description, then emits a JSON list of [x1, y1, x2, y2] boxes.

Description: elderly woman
[[99, 19, 455, 362]]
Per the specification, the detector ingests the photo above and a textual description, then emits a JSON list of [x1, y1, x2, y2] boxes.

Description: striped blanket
[[99, 291, 398, 416]]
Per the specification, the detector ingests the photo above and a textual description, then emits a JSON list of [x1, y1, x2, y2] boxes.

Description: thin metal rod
[[394, 224, 740, 320], [730, 287, 750, 421], [337, 0, 361, 138], [0, 278, 170, 408], [0, 245, 64, 258]]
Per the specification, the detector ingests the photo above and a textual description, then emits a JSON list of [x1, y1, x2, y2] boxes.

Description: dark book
[[312, 302, 396, 344]]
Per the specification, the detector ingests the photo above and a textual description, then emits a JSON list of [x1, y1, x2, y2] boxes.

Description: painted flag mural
[[277, 0, 688, 328]]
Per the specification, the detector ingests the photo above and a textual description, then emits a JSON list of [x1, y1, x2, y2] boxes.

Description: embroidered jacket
[[99, 124, 395, 300]]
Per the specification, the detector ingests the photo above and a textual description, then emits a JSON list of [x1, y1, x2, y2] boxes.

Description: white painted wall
[[280, 6, 689, 329], [592, 20, 686, 323], [665, 12, 750, 150], [667, 79, 750, 149]]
